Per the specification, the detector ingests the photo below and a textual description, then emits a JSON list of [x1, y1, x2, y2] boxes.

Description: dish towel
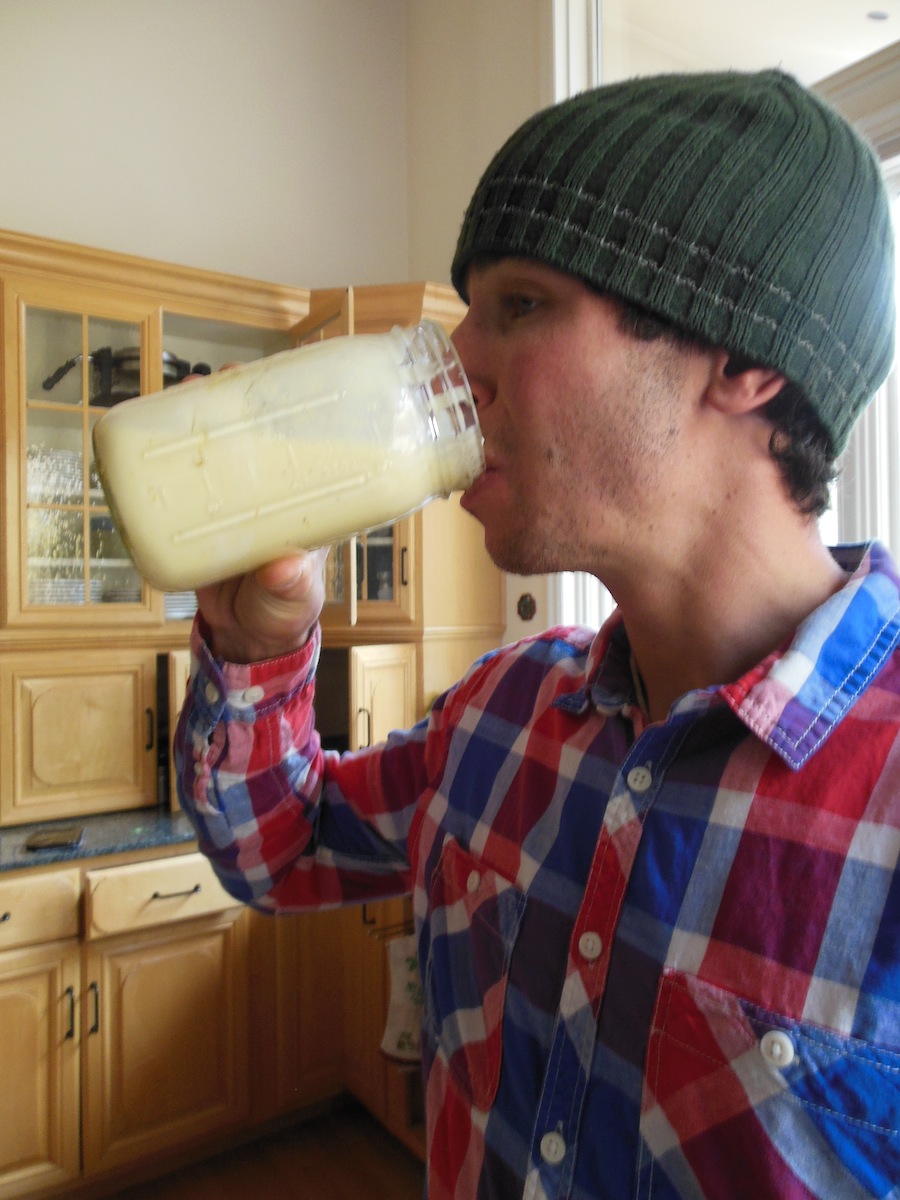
[[380, 933, 424, 1063]]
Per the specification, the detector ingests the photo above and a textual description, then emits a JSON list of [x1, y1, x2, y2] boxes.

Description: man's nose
[[452, 314, 493, 411]]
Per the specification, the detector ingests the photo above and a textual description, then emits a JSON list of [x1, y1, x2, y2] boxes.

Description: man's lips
[[461, 456, 500, 510]]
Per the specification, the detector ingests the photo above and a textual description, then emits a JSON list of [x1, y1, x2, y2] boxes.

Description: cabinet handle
[[64, 986, 76, 1040], [357, 706, 371, 749], [401, 546, 408, 587], [88, 982, 100, 1035], [145, 707, 155, 751], [151, 883, 202, 901], [361, 903, 376, 926]]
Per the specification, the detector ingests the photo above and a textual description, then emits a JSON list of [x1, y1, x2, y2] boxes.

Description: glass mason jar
[[92, 321, 483, 592]]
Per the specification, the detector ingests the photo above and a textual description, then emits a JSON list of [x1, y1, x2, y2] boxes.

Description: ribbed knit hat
[[451, 69, 895, 454]]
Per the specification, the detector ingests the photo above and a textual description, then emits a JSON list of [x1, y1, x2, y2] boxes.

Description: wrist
[[210, 624, 317, 665], [195, 613, 317, 665]]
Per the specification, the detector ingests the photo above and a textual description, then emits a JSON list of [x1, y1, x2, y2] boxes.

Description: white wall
[[0, 0, 557, 290], [0, 0, 409, 287], [405, 0, 553, 283]]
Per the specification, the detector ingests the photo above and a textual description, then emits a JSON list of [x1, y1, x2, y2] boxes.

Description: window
[[825, 162, 900, 557]]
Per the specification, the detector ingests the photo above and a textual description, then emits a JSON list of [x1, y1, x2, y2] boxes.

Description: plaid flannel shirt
[[176, 541, 900, 1199]]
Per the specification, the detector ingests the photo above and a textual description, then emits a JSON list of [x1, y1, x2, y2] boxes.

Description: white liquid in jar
[[92, 329, 483, 592]]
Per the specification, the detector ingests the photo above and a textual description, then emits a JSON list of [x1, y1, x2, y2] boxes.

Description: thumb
[[254, 549, 328, 598]]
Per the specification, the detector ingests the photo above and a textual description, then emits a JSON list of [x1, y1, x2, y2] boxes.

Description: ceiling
[[614, 0, 899, 84]]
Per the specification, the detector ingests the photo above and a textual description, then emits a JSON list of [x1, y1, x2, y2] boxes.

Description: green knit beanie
[[451, 69, 895, 455]]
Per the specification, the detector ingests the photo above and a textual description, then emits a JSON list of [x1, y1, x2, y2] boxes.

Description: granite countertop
[[0, 808, 197, 873]]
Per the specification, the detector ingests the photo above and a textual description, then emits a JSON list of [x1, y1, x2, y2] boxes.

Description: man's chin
[[480, 528, 557, 578]]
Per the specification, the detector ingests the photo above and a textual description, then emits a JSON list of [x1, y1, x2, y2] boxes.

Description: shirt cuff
[[190, 613, 321, 717]]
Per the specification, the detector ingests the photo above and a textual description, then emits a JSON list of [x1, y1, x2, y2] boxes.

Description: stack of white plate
[[164, 591, 198, 620], [29, 578, 104, 605]]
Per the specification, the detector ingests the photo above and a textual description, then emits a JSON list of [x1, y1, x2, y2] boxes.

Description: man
[[176, 69, 897, 1199]]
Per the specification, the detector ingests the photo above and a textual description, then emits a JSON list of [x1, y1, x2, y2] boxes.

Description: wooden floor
[[110, 1104, 425, 1200]]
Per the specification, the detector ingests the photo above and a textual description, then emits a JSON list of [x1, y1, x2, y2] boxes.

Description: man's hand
[[196, 548, 329, 663]]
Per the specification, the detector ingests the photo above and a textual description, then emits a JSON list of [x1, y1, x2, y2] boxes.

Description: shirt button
[[760, 1029, 795, 1069], [241, 685, 265, 704], [204, 682, 219, 704], [626, 765, 652, 793], [540, 1131, 566, 1166], [466, 870, 481, 894], [578, 931, 603, 962]]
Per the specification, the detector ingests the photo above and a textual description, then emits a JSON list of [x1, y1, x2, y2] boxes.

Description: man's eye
[[505, 294, 538, 318]]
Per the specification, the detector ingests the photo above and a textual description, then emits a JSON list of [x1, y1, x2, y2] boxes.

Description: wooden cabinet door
[[349, 642, 416, 750], [0, 940, 80, 1199], [0, 648, 158, 825], [341, 897, 407, 1123], [342, 642, 422, 1146], [248, 908, 346, 1120], [340, 898, 425, 1160], [81, 909, 249, 1176]]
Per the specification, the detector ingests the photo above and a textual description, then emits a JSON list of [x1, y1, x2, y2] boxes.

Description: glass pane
[[360, 526, 395, 602], [23, 308, 151, 610], [90, 514, 143, 603], [27, 307, 83, 406], [87, 317, 143, 407], [27, 509, 93, 605], [26, 412, 84, 504], [323, 544, 346, 605]]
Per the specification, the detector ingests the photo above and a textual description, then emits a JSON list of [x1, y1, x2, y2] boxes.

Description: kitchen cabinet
[[0, 228, 504, 1181], [0, 648, 158, 826], [0, 232, 503, 829], [0, 849, 350, 1200], [81, 854, 250, 1176], [0, 869, 81, 1199], [6, 271, 297, 631], [323, 639, 425, 1157], [248, 907, 347, 1120], [295, 283, 505, 717], [342, 898, 425, 1161], [0, 230, 309, 826]]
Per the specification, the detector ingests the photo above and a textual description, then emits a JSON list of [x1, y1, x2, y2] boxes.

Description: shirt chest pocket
[[424, 839, 526, 1112], [638, 969, 900, 1199]]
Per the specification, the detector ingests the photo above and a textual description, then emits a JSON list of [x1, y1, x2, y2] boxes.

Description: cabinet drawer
[[0, 868, 80, 950], [85, 853, 238, 939]]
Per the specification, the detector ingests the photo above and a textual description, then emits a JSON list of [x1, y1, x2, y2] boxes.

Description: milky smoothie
[[92, 323, 483, 592]]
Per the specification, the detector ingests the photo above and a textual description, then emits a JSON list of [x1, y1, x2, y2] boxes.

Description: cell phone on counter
[[24, 825, 85, 851]]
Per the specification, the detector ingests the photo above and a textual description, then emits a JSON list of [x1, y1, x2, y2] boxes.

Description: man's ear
[[706, 349, 786, 415]]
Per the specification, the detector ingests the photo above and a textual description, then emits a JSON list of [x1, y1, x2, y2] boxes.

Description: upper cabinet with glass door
[[8, 280, 159, 627], [293, 283, 468, 636], [0, 240, 307, 630], [23, 307, 295, 625]]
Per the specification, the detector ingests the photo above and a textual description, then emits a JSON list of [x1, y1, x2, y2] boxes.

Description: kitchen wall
[[0, 0, 551, 289], [405, 0, 553, 282], [0, 0, 409, 285]]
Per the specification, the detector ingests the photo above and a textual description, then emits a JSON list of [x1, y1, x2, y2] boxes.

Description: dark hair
[[616, 300, 836, 518]]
